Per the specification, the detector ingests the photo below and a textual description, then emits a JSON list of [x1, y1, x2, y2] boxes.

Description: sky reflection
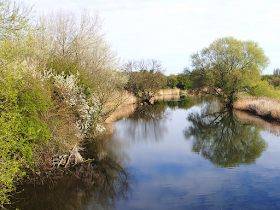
[[112, 100, 280, 210]]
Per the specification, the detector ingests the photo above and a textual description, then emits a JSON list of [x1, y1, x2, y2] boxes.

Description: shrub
[[247, 80, 280, 98], [0, 62, 51, 206]]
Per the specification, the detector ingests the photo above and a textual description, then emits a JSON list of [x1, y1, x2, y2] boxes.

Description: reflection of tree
[[167, 97, 213, 110], [234, 109, 280, 136], [184, 106, 267, 168], [118, 97, 213, 143], [12, 138, 133, 210], [119, 104, 170, 142]]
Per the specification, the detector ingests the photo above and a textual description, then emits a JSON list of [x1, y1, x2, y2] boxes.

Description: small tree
[[190, 37, 269, 108], [123, 59, 166, 104]]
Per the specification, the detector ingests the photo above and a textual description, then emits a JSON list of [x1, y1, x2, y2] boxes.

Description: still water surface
[[15, 97, 280, 210]]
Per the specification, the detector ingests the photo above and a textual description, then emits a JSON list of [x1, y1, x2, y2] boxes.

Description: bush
[[0, 64, 52, 205], [247, 80, 280, 98]]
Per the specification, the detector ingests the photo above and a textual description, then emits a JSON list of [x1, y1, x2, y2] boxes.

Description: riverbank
[[234, 95, 280, 121], [155, 88, 180, 96], [105, 90, 180, 126]]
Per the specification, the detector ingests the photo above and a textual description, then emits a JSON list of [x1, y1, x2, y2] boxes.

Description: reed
[[155, 88, 180, 96], [234, 95, 280, 120]]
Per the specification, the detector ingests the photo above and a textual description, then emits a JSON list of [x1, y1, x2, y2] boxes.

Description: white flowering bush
[[21, 60, 106, 137], [53, 71, 105, 135]]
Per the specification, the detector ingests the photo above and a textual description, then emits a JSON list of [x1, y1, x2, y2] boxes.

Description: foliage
[[247, 80, 280, 98], [166, 74, 178, 88], [189, 69, 208, 90], [0, 0, 32, 39], [0, 4, 124, 207], [190, 37, 269, 108], [0, 62, 51, 206], [123, 59, 166, 103], [39, 10, 128, 120], [261, 75, 274, 81], [176, 73, 192, 90]]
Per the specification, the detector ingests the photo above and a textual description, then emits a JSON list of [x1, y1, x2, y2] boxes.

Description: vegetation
[[123, 59, 166, 104], [1, 0, 280, 206], [234, 95, 280, 120], [0, 1, 130, 207], [190, 37, 269, 108]]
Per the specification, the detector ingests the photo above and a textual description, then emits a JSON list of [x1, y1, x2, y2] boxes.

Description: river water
[[14, 97, 280, 210]]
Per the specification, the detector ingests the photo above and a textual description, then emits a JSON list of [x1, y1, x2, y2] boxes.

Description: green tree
[[176, 73, 192, 89], [166, 74, 178, 88], [123, 59, 166, 104], [190, 37, 269, 108]]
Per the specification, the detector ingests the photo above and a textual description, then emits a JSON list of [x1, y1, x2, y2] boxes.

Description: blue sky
[[25, 0, 280, 75]]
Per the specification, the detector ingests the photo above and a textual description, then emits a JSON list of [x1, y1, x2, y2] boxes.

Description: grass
[[233, 95, 280, 120]]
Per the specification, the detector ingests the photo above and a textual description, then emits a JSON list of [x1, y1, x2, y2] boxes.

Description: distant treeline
[[261, 68, 280, 87]]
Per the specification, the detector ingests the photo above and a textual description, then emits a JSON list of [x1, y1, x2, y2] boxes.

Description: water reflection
[[12, 97, 280, 210], [117, 104, 170, 143], [116, 97, 211, 143], [184, 103, 268, 168], [12, 138, 133, 210], [234, 109, 280, 136]]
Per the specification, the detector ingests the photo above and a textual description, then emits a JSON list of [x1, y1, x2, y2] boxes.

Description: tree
[[123, 59, 166, 104], [37, 10, 128, 121], [0, 0, 32, 39], [176, 73, 192, 89], [166, 74, 178, 88], [190, 37, 269, 108], [273, 68, 280, 77]]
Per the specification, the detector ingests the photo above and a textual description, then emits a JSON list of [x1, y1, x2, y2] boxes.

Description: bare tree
[[36, 10, 129, 121]]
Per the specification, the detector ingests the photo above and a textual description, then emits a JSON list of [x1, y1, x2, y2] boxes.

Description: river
[[13, 97, 280, 210]]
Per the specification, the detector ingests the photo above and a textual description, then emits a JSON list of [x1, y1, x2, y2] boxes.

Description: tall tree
[[190, 37, 269, 108]]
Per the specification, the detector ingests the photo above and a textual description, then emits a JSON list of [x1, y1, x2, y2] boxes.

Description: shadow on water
[[11, 137, 134, 210], [184, 100, 268, 168]]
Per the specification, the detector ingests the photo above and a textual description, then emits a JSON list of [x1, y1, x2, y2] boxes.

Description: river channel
[[14, 97, 280, 210]]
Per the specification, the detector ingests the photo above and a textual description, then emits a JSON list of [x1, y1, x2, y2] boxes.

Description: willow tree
[[190, 37, 269, 108]]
